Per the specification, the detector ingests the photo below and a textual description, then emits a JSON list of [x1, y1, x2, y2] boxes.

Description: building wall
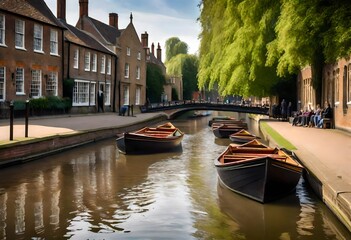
[[0, 12, 63, 103], [118, 23, 146, 107]]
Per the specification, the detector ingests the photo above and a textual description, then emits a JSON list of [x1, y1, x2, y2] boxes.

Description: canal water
[[0, 112, 350, 239]]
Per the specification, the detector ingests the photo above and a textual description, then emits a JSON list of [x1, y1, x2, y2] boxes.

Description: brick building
[[0, 0, 64, 109]]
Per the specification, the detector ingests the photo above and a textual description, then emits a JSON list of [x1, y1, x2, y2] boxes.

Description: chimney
[[141, 31, 148, 48], [109, 13, 118, 29], [79, 0, 88, 18], [157, 43, 162, 61], [57, 0, 66, 21], [151, 43, 155, 56]]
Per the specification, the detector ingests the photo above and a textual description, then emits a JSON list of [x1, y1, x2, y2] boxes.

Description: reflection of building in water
[[34, 173, 44, 233], [15, 183, 27, 235], [0, 191, 7, 239], [49, 166, 61, 229]]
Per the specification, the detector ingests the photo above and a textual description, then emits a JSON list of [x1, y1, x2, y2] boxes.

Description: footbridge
[[140, 101, 270, 119]]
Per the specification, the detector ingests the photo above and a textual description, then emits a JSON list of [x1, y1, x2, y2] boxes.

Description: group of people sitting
[[291, 102, 333, 128]]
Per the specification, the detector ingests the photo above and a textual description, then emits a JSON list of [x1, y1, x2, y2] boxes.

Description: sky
[[45, 0, 201, 60]]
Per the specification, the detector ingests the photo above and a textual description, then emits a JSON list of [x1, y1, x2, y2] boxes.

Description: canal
[[0, 112, 350, 239]]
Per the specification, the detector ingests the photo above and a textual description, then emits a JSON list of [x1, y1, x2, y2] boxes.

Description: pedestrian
[[97, 85, 104, 112], [281, 99, 287, 120]]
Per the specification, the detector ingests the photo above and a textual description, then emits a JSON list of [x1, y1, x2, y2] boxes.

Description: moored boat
[[116, 122, 184, 154], [214, 139, 303, 203], [212, 121, 248, 138], [229, 129, 261, 143], [208, 116, 236, 126]]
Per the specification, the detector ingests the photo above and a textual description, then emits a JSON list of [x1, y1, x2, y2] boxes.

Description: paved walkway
[[0, 113, 351, 230]]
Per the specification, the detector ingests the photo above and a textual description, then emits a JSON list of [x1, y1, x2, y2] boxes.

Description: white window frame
[[126, 47, 131, 56], [50, 29, 58, 55], [15, 19, 25, 49], [124, 63, 129, 78], [0, 14, 5, 46], [90, 82, 96, 105], [33, 24, 43, 53], [92, 53, 97, 72], [73, 80, 90, 106], [30, 69, 42, 98], [73, 49, 79, 69], [135, 86, 141, 105], [137, 51, 141, 60], [101, 55, 106, 74], [136, 66, 140, 80], [123, 85, 129, 105], [15, 67, 25, 95], [105, 82, 111, 105], [84, 51, 91, 71], [0, 66, 5, 101], [46, 72, 58, 96], [107, 58, 111, 75]]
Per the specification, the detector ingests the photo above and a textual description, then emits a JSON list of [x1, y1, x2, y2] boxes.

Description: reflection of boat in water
[[217, 181, 302, 240], [188, 111, 212, 119], [215, 140, 303, 203], [116, 122, 184, 154]]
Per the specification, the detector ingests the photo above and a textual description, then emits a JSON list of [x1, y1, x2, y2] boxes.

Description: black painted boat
[[212, 122, 248, 138], [214, 140, 303, 203], [116, 122, 184, 154], [208, 116, 236, 126]]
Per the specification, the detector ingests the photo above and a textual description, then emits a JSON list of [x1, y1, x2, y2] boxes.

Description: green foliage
[[13, 100, 26, 110], [171, 87, 179, 101], [30, 96, 71, 111], [165, 37, 188, 62], [63, 78, 74, 99], [198, 0, 351, 99], [146, 64, 166, 103]]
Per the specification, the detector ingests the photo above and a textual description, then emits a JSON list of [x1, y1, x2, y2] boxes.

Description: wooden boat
[[229, 129, 261, 143], [214, 139, 303, 203], [116, 122, 184, 154], [208, 116, 236, 126], [212, 121, 248, 138]]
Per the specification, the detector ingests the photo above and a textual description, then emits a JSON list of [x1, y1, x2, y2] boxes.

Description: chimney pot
[[79, 0, 89, 18], [109, 13, 118, 29], [57, 0, 66, 21]]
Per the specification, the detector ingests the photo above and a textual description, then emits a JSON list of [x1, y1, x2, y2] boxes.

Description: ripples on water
[[0, 112, 350, 239]]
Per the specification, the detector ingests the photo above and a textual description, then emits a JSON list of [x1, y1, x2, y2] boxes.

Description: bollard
[[25, 99, 29, 137], [131, 104, 134, 116], [9, 101, 14, 141]]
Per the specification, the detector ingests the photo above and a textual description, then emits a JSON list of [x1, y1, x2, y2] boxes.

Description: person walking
[[97, 85, 104, 113]]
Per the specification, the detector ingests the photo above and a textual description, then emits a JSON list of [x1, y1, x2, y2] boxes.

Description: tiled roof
[[0, 0, 64, 28], [60, 20, 115, 55], [87, 17, 123, 45]]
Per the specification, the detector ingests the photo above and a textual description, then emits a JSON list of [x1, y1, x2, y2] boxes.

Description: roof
[[84, 16, 124, 46], [60, 20, 115, 55], [0, 0, 64, 28]]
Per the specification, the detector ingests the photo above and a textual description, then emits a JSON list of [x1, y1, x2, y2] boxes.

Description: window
[[84, 52, 90, 71], [33, 24, 43, 52], [15, 19, 25, 49], [135, 86, 141, 105], [334, 69, 340, 104], [107, 58, 111, 75], [0, 67, 5, 101], [126, 47, 130, 56], [105, 82, 111, 105], [136, 66, 140, 80], [137, 51, 141, 60], [101, 55, 105, 74], [50, 29, 58, 55], [73, 80, 89, 106], [15, 67, 24, 94], [31, 70, 41, 98], [46, 72, 57, 96], [123, 85, 129, 105], [124, 63, 129, 78], [73, 49, 79, 69], [0, 15, 5, 46], [92, 54, 97, 72], [90, 82, 96, 105]]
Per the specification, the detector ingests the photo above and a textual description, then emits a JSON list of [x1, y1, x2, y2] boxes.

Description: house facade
[[76, 0, 146, 111], [0, 0, 64, 112], [56, 0, 117, 113], [298, 56, 351, 132]]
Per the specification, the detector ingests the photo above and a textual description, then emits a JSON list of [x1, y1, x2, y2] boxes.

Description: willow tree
[[165, 37, 189, 62], [198, 0, 282, 98]]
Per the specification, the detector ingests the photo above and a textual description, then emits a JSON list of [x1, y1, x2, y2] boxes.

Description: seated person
[[309, 104, 321, 127], [317, 103, 333, 128]]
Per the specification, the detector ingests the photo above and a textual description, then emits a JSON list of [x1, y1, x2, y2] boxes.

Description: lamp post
[[25, 99, 29, 137], [9, 101, 14, 141]]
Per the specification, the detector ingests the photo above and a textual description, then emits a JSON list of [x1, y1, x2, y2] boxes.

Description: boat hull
[[116, 133, 183, 154], [215, 157, 302, 203]]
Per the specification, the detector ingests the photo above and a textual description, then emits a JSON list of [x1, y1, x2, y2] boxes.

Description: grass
[[260, 121, 297, 150]]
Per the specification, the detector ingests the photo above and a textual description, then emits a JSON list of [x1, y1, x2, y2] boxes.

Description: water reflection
[[0, 113, 350, 239]]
